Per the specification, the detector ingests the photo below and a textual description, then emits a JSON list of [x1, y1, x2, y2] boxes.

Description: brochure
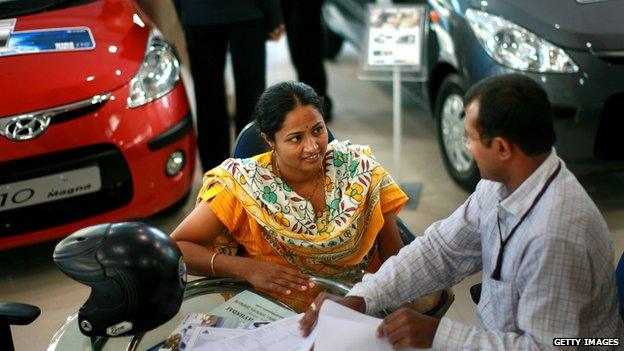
[[206, 290, 296, 329], [158, 313, 224, 351], [157, 290, 296, 350]]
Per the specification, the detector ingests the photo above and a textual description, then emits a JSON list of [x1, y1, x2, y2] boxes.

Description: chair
[[0, 302, 40, 351], [232, 121, 453, 318], [616, 252, 624, 320]]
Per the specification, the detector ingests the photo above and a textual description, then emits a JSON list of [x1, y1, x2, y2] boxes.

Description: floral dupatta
[[203, 140, 401, 277]]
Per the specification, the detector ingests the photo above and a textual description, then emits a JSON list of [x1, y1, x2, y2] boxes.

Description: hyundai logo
[[0, 114, 51, 141]]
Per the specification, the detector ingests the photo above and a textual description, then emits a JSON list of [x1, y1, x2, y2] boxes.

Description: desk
[[47, 278, 294, 351], [47, 277, 351, 351]]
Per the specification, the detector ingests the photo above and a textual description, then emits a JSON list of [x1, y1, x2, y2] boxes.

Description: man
[[299, 73, 624, 349], [281, 0, 333, 121], [173, 0, 284, 171]]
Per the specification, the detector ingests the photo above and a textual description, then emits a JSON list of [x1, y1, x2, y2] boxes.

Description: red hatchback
[[0, 0, 196, 250]]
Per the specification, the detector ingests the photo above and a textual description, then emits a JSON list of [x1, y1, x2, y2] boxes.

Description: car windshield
[[0, 0, 96, 19]]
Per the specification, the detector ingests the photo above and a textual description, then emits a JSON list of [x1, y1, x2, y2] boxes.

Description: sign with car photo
[[364, 4, 426, 75]]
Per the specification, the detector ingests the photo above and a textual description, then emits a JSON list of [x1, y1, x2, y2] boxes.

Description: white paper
[[196, 314, 312, 351], [185, 327, 248, 349], [207, 290, 295, 329], [314, 300, 430, 351]]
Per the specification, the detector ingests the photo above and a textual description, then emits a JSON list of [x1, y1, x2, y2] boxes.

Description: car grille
[[594, 93, 624, 160], [0, 144, 133, 237]]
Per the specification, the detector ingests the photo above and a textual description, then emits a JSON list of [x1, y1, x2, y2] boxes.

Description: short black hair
[[253, 81, 325, 141], [463, 73, 555, 156]]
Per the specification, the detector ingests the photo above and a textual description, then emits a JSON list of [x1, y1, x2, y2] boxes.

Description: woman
[[172, 82, 410, 312]]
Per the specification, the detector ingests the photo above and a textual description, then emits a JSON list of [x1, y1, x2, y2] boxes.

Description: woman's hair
[[254, 81, 325, 141]]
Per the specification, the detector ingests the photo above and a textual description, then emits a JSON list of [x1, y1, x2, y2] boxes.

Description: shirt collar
[[499, 149, 560, 219]]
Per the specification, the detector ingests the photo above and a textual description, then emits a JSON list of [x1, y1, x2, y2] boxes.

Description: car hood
[[470, 0, 624, 51], [0, 0, 150, 117]]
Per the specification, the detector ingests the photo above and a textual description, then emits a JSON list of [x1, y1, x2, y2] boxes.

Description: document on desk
[[314, 300, 429, 351], [195, 313, 315, 351]]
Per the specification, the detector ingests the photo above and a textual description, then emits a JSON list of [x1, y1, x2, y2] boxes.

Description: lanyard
[[491, 161, 562, 280]]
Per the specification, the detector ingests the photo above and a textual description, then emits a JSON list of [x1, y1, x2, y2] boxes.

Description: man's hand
[[376, 307, 440, 350], [268, 23, 285, 41], [298, 292, 366, 336], [241, 260, 314, 295]]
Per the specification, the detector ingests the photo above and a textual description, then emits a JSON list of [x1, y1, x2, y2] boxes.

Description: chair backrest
[[616, 252, 624, 320], [233, 121, 335, 158]]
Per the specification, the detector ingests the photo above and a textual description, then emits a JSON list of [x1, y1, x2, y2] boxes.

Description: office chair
[[0, 302, 40, 351], [232, 121, 453, 318]]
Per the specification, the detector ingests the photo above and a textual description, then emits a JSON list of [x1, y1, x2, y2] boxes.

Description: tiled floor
[[1, 39, 623, 351]]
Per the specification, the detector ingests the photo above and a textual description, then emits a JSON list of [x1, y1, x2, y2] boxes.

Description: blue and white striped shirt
[[348, 151, 623, 349]]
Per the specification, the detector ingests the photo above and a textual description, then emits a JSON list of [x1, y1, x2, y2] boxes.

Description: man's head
[[463, 73, 555, 181]]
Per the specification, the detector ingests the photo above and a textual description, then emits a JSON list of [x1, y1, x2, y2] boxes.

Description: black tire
[[323, 21, 344, 61], [434, 74, 480, 191]]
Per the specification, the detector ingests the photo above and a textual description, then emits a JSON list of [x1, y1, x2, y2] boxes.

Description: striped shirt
[[348, 150, 623, 349]]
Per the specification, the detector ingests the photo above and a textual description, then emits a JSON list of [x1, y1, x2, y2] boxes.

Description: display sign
[[0, 27, 95, 57], [362, 4, 427, 76]]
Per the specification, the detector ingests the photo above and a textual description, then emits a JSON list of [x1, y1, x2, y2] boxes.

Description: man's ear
[[260, 132, 275, 150], [493, 136, 512, 161]]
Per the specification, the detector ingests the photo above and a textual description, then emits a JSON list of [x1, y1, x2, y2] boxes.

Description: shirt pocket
[[487, 278, 517, 332]]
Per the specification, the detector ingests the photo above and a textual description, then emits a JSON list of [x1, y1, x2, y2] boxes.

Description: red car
[[0, 0, 196, 250]]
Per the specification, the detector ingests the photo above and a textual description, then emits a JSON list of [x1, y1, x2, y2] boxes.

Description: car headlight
[[127, 29, 181, 108], [465, 9, 578, 73]]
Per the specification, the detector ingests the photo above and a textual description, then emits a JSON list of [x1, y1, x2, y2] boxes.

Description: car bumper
[[0, 81, 196, 250]]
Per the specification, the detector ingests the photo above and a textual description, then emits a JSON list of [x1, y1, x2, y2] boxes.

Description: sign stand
[[392, 66, 401, 178], [358, 4, 428, 209]]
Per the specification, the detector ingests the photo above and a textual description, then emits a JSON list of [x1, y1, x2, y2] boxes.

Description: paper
[[159, 313, 225, 351], [207, 290, 295, 329], [185, 327, 248, 349], [314, 300, 429, 351], [196, 314, 313, 351]]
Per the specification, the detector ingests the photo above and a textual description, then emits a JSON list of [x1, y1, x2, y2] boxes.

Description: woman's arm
[[377, 213, 405, 262], [171, 201, 313, 294], [171, 201, 243, 276]]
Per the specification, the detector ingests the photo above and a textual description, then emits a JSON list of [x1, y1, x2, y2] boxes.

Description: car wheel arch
[[434, 73, 480, 191], [428, 63, 459, 114]]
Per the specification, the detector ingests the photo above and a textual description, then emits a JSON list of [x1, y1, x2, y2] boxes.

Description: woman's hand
[[241, 259, 314, 295], [298, 292, 366, 336]]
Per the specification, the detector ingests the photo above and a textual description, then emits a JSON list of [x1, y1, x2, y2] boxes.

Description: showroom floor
[[2, 40, 623, 351]]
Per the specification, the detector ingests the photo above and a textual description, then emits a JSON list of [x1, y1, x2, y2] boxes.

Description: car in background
[[0, 0, 196, 249], [323, 0, 624, 190]]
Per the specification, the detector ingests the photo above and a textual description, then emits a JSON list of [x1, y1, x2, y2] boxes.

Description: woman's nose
[[303, 136, 318, 152]]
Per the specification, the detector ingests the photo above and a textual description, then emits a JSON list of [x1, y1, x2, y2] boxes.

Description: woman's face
[[270, 104, 328, 174]]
